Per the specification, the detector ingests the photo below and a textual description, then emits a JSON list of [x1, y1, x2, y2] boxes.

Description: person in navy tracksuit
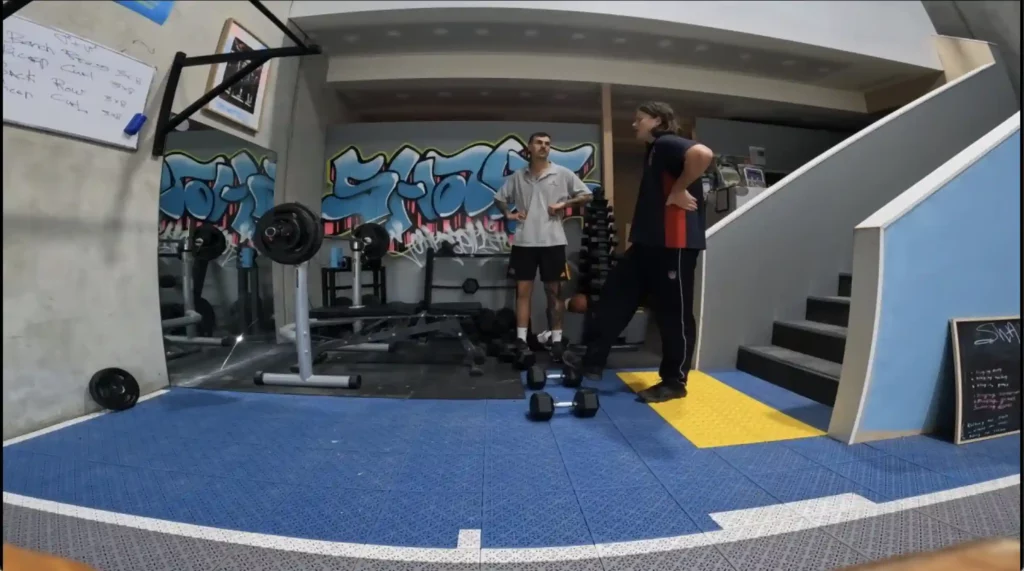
[[577, 101, 714, 403]]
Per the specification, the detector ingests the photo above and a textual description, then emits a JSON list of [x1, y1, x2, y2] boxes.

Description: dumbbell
[[513, 344, 536, 370], [526, 363, 582, 389], [528, 389, 600, 421]]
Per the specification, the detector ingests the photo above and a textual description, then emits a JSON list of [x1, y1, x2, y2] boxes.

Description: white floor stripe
[[3, 474, 1018, 562], [2, 390, 170, 448]]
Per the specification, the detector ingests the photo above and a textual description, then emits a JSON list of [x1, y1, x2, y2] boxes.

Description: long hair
[[637, 101, 681, 135]]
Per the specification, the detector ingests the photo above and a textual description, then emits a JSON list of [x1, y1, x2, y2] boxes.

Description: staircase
[[736, 273, 852, 406]]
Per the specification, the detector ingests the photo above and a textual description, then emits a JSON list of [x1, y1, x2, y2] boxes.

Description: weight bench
[[253, 205, 486, 389]]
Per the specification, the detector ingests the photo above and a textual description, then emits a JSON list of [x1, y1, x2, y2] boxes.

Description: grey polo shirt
[[494, 164, 592, 247]]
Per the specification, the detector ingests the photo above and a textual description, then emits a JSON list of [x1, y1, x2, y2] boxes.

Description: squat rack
[[2, 0, 321, 157]]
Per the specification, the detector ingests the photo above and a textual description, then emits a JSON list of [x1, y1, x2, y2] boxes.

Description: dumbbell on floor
[[513, 344, 536, 370], [527, 363, 582, 389], [528, 389, 600, 421]]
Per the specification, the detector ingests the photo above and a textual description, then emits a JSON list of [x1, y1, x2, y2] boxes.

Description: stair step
[[838, 273, 852, 297], [772, 319, 848, 364], [806, 295, 850, 327], [736, 345, 840, 406]]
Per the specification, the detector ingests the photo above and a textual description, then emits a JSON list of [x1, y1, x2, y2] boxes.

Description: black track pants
[[583, 244, 700, 381]]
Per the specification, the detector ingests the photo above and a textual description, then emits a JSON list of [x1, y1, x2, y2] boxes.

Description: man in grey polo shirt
[[493, 132, 593, 359]]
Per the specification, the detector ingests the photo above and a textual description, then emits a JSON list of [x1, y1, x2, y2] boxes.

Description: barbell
[[252, 203, 390, 266]]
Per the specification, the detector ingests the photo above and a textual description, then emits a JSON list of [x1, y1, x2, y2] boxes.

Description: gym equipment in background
[[321, 241, 388, 308], [255, 203, 487, 387], [528, 389, 600, 421], [157, 224, 235, 348], [578, 195, 617, 305]]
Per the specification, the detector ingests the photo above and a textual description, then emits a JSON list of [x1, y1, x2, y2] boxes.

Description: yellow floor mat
[[617, 371, 825, 448]]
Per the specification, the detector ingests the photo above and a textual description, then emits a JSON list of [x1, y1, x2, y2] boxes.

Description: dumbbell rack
[[578, 196, 618, 306]]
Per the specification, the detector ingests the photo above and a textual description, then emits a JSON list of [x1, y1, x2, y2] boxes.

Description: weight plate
[[353, 222, 391, 261], [88, 367, 140, 411], [462, 278, 480, 294], [254, 203, 324, 265], [191, 225, 227, 262]]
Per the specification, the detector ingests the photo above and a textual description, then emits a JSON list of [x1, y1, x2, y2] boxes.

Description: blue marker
[[123, 113, 147, 136]]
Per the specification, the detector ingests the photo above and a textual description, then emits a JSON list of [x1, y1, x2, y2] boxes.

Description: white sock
[[551, 330, 562, 342], [517, 327, 528, 341]]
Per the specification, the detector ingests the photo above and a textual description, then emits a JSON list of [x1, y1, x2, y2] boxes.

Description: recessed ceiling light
[[571, 32, 586, 40], [344, 34, 359, 43], [613, 37, 627, 44], [433, 28, 448, 36], [386, 30, 401, 38], [782, 60, 796, 66], [437, 91, 452, 98], [657, 39, 673, 48], [475, 28, 489, 36], [524, 29, 539, 37], [695, 44, 709, 52], [739, 53, 752, 61]]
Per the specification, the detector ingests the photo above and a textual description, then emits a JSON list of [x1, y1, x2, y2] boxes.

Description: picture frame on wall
[[203, 19, 270, 131]]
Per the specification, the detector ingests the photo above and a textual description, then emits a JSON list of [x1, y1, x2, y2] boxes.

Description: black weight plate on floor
[[88, 367, 140, 411]]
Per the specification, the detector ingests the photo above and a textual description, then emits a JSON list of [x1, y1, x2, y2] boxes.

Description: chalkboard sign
[[951, 316, 1021, 444], [3, 16, 156, 150]]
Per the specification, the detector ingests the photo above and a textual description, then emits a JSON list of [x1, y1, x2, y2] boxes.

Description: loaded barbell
[[253, 203, 391, 266]]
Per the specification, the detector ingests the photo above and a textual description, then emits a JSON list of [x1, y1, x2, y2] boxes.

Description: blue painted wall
[[861, 131, 1021, 433]]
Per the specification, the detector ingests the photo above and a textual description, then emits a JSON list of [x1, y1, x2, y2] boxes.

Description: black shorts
[[507, 246, 569, 283]]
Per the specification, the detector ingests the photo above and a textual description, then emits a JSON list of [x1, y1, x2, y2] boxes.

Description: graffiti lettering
[[322, 135, 600, 258], [396, 219, 511, 268], [158, 149, 276, 265]]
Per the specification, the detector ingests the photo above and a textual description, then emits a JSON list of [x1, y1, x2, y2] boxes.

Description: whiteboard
[[3, 16, 156, 150]]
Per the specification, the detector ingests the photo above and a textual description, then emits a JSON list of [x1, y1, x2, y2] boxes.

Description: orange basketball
[[567, 293, 588, 314]]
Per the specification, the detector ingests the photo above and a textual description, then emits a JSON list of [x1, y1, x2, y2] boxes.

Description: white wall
[[695, 118, 852, 174], [292, 1, 941, 70], [2, 0, 295, 439], [924, 1, 1022, 99]]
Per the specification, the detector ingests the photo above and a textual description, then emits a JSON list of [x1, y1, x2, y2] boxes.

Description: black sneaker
[[636, 380, 687, 403], [512, 338, 530, 355], [549, 340, 565, 362]]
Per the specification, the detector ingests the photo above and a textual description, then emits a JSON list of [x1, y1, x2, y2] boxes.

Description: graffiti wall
[[322, 122, 601, 268], [156, 130, 277, 332], [322, 122, 601, 320], [157, 131, 277, 266]]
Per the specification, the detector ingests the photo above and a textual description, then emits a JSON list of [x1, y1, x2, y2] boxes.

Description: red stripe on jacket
[[662, 172, 687, 248]]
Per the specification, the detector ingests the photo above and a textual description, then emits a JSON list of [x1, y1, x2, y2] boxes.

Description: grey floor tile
[[600, 545, 736, 571], [820, 508, 977, 561], [479, 559, 602, 571], [715, 528, 868, 571], [913, 487, 1021, 540]]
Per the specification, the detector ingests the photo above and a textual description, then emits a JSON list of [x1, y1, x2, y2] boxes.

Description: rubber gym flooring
[[3, 368, 1020, 570]]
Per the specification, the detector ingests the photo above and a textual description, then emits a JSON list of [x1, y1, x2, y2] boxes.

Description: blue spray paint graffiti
[[158, 149, 276, 245], [322, 135, 600, 249]]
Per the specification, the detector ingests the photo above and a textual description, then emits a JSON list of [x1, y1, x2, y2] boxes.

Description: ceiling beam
[[327, 52, 868, 113]]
